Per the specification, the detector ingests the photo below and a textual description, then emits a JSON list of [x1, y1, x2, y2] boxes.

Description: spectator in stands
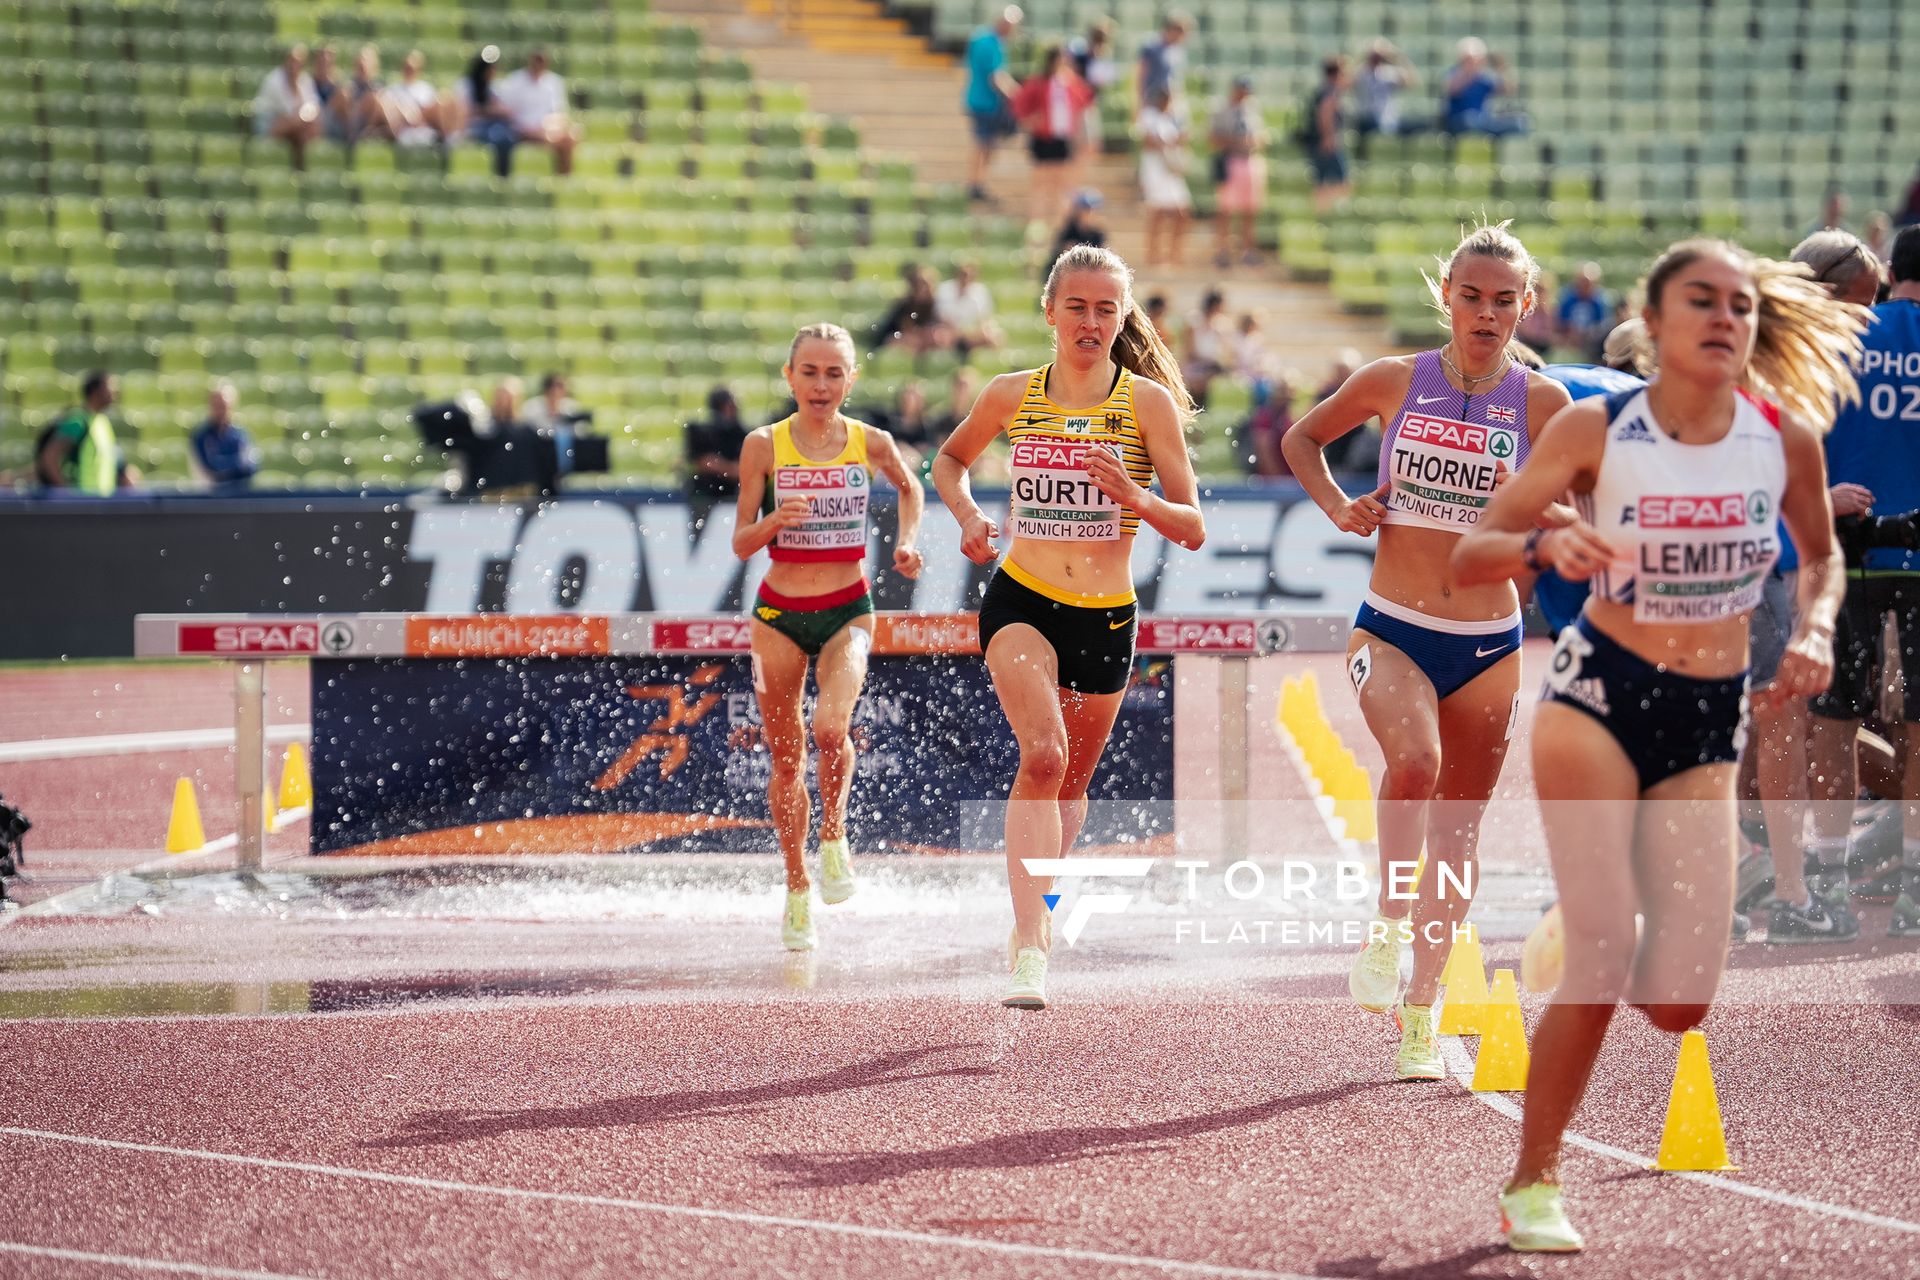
[[384, 50, 444, 147], [685, 386, 751, 540], [1898, 168, 1920, 229], [1354, 39, 1420, 157], [521, 372, 580, 433], [1013, 44, 1096, 233], [37, 371, 135, 495], [1311, 347, 1383, 472], [1144, 292, 1176, 347], [1443, 38, 1527, 137], [1245, 367, 1298, 479], [886, 380, 940, 463], [933, 366, 980, 444], [1182, 289, 1231, 408], [1047, 189, 1107, 273], [1210, 76, 1268, 267], [1865, 212, 1894, 268], [1517, 267, 1558, 352], [335, 45, 392, 143], [1068, 17, 1119, 187], [1304, 55, 1353, 214], [311, 45, 349, 143], [1233, 313, 1270, 385], [252, 45, 321, 170], [873, 264, 954, 355], [962, 5, 1023, 204], [189, 382, 260, 492], [1135, 85, 1193, 267], [1554, 262, 1612, 362], [450, 46, 517, 175], [1135, 11, 1193, 116], [933, 261, 1002, 354], [1808, 186, 1851, 235], [497, 48, 578, 177]]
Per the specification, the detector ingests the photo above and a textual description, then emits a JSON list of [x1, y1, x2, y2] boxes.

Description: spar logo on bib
[[1487, 429, 1517, 461], [1634, 494, 1754, 528], [1401, 415, 1489, 452], [846, 466, 868, 488]]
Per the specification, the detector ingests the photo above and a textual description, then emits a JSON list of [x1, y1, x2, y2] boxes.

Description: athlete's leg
[[810, 617, 875, 842], [1054, 687, 1127, 857], [1348, 630, 1443, 920], [1753, 696, 1811, 906], [1626, 761, 1739, 1031], [752, 621, 815, 891], [988, 623, 1069, 950], [1404, 652, 1520, 1007], [1510, 704, 1641, 1188]]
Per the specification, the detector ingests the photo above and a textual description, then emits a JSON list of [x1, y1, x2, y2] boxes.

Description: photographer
[[414, 376, 605, 499], [521, 371, 581, 433]]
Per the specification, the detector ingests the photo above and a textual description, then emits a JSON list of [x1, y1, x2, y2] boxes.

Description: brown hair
[[1790, 229, 1885, 297], [1639, 238, 1869, 428], [1042, 244, 1197, 422]]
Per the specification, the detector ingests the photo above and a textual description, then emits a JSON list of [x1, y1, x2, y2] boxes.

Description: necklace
[[1439, 345, 1508, 390]]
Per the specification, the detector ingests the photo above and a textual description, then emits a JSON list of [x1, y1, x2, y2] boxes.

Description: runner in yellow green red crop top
[[933, 244, 1206, 1012], [733, 322, 924, 954]]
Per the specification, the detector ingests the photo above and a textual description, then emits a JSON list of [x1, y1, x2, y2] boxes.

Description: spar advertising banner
[[310, 654, 1175, 855], [0, 485, 1377, 658]]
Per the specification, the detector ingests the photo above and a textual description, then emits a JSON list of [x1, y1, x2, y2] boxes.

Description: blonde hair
[[1041, 244, 1197, 422], [1422, 218, 1542, 319], [786, 322, 858, 370], [1640, 238, 1870, 429]]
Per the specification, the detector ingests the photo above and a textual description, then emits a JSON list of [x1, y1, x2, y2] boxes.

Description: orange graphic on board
[[593, 662, 729, 788]]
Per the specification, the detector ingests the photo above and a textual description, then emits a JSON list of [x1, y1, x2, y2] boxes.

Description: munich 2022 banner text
[[1, 484, 1375, 659]]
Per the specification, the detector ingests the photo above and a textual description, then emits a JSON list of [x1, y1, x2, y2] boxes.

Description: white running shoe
[[1394, 1003, 1445, 1081], [1003, 946, 1049, 1010], [1007, 913, 1054, 969], [1348, 920, 1405, 1013], [781, 889, 816, 951], [819, 838, 857, 904]]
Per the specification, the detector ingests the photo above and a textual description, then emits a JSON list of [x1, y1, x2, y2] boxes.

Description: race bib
[[1387, 413, 1514, 529], [1627, 492, 1775, 624], [1009, 434, 1120, 541], [773, 462, 870, 555]]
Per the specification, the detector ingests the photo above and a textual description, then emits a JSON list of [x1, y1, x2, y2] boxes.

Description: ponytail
[[1041, 242, 1198, 424], [1641, 238, 1870, 430]]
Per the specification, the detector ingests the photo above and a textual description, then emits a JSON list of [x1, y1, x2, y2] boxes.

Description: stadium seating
[[0, 0, 1045, 491], [909, 0, 1915, 344]]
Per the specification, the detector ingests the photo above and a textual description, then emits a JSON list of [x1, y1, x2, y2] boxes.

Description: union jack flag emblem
[[1485, 404, 1517, 425]]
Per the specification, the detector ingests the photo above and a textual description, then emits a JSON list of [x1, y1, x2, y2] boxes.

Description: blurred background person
[[189, 382, 260, 493]]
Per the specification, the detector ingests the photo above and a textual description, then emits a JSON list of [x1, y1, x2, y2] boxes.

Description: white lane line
[[1437, 1039, 1920, 1236], [0, 1240, 320, 1279], [0, 1127, 1315, 1280], [0, 725, 308, 764]]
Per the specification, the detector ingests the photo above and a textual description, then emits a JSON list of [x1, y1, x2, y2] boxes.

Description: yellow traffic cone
[[1470, 968, 1528, 1091], [165, 777, 206, 854], [277, 742, 313, 812], [1298, 668, 1322, 714], [1440, 922, 1480, 986], [1654, 1029, 1738, 1171], [1440, 929, 1491, 1034]]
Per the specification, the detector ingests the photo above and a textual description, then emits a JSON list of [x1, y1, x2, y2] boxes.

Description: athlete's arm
[[933, 371, 1025, 564], [1761, 413, 1843, 708], [1279, 357, 1406, 537], [1084, 377, 1206, 550], [730, 429, 809, 560], [1452, 400, 1615, 585], [1519, 373, 1578, 528], [866, 425, 925, 580]]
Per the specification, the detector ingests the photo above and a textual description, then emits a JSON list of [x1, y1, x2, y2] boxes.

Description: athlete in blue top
[[1806, 224, 1920, 941]]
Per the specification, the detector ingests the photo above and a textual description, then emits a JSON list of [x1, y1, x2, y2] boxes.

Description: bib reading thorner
[[764, 416, 872, 563], [1007, 363, 1155, 541], [1378, 349, 1531, 532]]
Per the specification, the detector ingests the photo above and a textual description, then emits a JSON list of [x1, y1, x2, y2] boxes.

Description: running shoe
[[781, 889, 816, 951], [1394, 1003, 1445, 1081], [1348, 924, 1404, 1013], [1003, 946, 1049, 1010], [1731, 909, 1751, 942], [1521, 903, 1564, 994], [1807, 864, 1854, 911], [1006, 913, 1053, 969], [1499, 1182, 1584, 1253], [1766, 896, 1860, 944], [1890, 894, 1920, 939], [819, 837, 857, 904], [1851, 860, 1904, 904]]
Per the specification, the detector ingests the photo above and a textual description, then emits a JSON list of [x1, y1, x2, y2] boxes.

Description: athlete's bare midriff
[[1581, 598, 1751, 679], [1370, 524, 1520, 621], [1005, 533, 1138, 599], [760, 557, 869, 598]]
